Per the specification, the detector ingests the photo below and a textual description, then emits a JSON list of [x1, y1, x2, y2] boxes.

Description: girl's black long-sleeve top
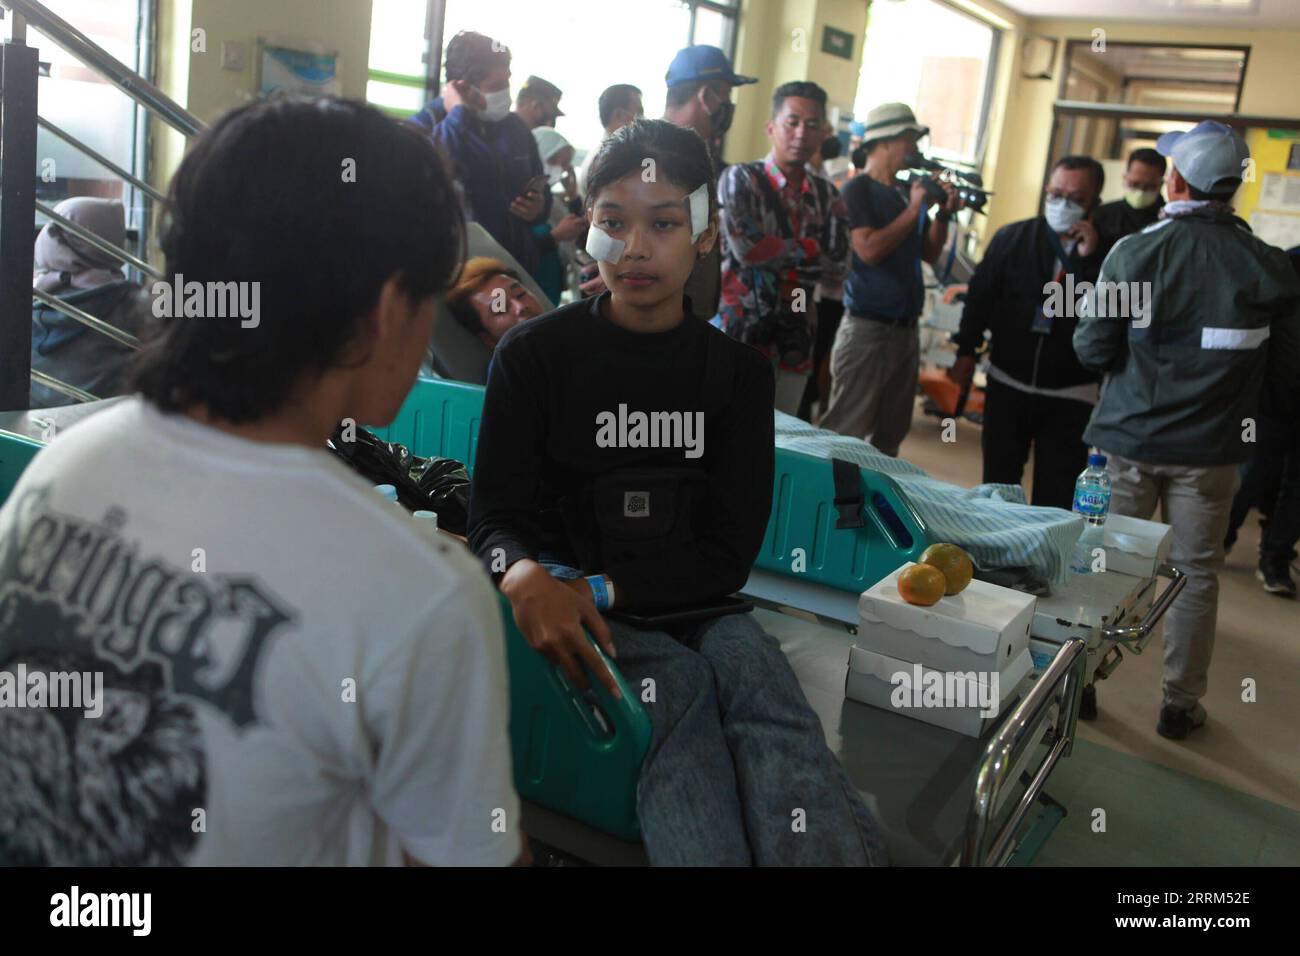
[[467, 293, 776, 613]]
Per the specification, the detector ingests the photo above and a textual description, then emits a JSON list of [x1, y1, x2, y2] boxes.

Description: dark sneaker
[[1257, 560, 1297, 597], [1157, 704, 1207, 741], [1079, 683, 1097, 721]]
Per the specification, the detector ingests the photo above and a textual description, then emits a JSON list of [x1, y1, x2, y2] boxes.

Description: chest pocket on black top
[[563, 467, 707, 571]]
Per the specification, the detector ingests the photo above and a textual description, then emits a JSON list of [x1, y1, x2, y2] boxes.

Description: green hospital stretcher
[[0, 378, 1185, 866]]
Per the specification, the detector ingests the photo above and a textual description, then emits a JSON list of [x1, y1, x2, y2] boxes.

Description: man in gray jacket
[[1074, 121, 1300, 740]]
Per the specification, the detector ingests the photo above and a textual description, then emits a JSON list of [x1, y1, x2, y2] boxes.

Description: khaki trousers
[[1104, 453, 1240, 711], [817, 315, 919, 458]]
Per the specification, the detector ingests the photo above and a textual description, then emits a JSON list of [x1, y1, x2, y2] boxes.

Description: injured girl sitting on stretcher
[[468, 119, 887, 867]]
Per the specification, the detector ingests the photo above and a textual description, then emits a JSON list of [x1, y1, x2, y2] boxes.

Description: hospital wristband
[[585, 574, 612, 611]]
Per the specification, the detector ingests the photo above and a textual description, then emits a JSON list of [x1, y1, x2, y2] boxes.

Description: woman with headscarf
[[530, 127, 586, 303], [30, 197, 144, 408]]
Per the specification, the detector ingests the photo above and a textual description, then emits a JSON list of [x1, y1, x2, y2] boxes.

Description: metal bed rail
[[962, 637, 1087, 866], [1100, 563, 1187, 653]]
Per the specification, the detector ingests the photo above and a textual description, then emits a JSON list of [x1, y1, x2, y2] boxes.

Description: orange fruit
[[897, 563, 947, 606], [920, 543, 974, 595]]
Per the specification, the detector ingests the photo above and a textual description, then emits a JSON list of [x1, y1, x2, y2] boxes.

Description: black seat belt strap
[[832, 457, 865, 530]]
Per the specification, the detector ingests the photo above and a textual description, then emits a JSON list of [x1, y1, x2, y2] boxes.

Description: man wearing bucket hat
[[818, 103, 958, 455], [1074, 121, 1300, 740]]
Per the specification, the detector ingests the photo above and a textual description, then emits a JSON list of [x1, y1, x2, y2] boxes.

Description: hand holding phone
[[607, 596, 753, 630], [510, 188, 546, 223]]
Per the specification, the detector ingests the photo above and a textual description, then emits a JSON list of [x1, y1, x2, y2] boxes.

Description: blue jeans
[[543, 561, 886, 866]]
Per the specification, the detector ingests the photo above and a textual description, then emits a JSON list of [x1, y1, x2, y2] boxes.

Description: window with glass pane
[[440, 0, 693, 161], [853, 0, 996, 166], [15, 0, 145, 219], [368, 0, 431, 116], [691, 7, 734, 54]]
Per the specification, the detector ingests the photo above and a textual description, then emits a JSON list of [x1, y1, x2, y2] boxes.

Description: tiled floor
[[893, 401, 1300, 865], [1030, 738, 1300, 866]]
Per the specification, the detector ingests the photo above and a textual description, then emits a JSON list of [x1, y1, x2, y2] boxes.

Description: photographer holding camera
[[818, 103, 958, 456]]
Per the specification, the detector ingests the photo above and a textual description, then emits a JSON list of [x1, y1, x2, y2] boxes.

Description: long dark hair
[[132, 96, 464, 422]]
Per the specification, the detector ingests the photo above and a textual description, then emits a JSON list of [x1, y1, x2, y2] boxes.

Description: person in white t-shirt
[[0, 97, 523, 867]]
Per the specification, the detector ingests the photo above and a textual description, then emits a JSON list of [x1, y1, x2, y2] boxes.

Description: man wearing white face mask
[[531, 127, 586, 302], [951, 156, 1105, 510], [1094, 148, 1166, 257], [410, 31, 551, 281]]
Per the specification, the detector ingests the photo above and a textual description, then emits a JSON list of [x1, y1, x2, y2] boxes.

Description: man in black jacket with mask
[[950, 156, 1105, 509], [1093, 147, 1166, 257]]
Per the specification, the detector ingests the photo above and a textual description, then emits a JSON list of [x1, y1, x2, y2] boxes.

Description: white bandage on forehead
[[585, 224, 626, 263], [688, 183, 710, 242]]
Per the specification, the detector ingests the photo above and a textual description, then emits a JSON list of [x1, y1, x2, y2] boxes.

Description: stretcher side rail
[[500, 594, 652, 843], [1099, 563, 1186, 654], [0, 428, 44, 505], [962, 637, 1086, 867]]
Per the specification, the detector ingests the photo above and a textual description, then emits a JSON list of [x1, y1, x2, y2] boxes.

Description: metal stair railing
[[37, 115, 167, 204], [0, 0, 206, 410], [34, 198, 164, 280], [3, 0, 202, 136]]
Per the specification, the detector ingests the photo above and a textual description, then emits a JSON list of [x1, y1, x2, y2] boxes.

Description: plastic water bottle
[[412, 510, 439, 532], [373, 484, 399, 503], [1069, 453, 1111, 574]]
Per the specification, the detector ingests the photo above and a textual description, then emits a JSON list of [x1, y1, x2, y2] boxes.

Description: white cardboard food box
[[857, 563, 1036, 675], [1101, 513, 1172, 579], [845, 644, 1035, 737]]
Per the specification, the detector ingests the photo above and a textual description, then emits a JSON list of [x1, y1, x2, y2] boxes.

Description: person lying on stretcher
[[468, 119, 886, 867]]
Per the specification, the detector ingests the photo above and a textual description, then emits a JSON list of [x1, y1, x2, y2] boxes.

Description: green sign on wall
[[822, 25, 854, 61]]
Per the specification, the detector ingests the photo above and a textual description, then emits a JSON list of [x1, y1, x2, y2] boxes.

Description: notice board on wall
[[1238, 128, 1300, 252]]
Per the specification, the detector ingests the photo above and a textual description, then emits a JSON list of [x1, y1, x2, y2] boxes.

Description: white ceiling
[[997, 0, 1300, 29]]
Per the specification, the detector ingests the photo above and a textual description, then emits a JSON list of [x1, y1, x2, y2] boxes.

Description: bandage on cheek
[[688, 183, 710, 242], [585, 225, 626, 264]]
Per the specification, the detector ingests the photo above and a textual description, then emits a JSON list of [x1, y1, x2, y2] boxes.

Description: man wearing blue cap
[[1074, 121, 1300, 740], [580, 46, 756, 316], [665, 45, 758, 321], [664, 44, 757, 153]]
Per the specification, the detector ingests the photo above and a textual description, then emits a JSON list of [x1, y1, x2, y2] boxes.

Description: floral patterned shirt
[[717, 154, 849, 371]]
